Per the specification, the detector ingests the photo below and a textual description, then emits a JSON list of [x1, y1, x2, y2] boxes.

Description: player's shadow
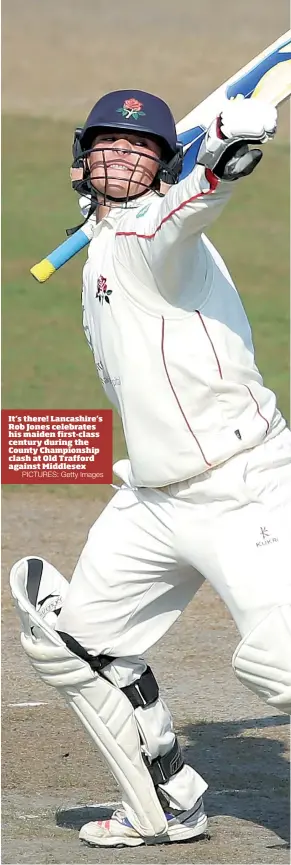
[[180, 714, 290, 849]]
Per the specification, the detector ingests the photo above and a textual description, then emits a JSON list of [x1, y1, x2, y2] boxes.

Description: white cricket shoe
[[79, 797, 207, 847]]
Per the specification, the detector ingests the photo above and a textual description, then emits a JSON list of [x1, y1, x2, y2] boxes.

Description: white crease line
[[20, 801, 120, 821], [84, 801, 119, 808], [8, 701, 48, 707], [211, 789, 261, 795], [60, 801, 119, 810], [18, 814, 40, 820]]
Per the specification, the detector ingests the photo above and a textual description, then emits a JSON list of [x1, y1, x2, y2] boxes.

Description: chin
[[94, 181, 147, 201], [107, 182, 142, 199]]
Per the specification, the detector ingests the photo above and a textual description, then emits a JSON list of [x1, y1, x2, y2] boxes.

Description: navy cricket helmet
[[68, 89, 183, 225], [79, 89, 179, 162]]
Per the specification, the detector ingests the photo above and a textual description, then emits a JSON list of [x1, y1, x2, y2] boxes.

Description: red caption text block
[[1, 409, 113, 484]]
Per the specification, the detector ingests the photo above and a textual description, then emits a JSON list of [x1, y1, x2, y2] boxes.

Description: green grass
[[2, 115, 290, 494]]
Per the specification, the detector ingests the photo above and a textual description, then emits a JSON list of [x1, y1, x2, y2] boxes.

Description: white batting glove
[[219, 97, 277, 143], [197, 96, 277, 181]]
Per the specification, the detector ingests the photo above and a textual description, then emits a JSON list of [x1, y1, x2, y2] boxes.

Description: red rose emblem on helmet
[[124, 98, 143, 112], [116, 97, 146, 120]]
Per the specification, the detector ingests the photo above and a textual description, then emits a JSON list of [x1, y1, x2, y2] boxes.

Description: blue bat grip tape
[[47, 229, 90, 269]]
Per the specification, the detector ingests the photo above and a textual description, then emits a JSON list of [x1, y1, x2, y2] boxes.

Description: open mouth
[[107, 162, 134, 171]]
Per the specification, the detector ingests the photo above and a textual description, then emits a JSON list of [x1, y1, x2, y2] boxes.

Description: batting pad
[[9, 557, 168, 838], [232, 604, 291, 714]]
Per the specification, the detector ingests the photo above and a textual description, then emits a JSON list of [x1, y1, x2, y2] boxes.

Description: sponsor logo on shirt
[[136, 203, 151, 218]]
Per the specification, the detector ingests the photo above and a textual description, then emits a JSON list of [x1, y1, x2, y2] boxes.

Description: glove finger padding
[[219, 98, 277, 143]]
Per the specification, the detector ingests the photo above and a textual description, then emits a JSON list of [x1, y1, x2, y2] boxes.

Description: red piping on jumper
[[196, 314, 269, 433], [116, 173, 218, 240], [244, 384, 270, 434], [196, 310, 223, 379], [161, 316, 212, 468]]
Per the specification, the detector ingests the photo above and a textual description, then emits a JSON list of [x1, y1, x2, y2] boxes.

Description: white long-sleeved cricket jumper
[[82, 164, 285, 487]]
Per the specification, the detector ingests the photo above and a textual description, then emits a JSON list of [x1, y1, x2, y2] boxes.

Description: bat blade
[[252, 58, 291, 105], [177, 30, 291, 136]]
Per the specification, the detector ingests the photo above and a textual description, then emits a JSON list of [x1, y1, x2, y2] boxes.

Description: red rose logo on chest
[[96, 275, 112, 304]]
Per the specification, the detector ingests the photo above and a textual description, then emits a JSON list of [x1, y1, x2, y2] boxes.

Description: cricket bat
[[30, 30, 291, 283]]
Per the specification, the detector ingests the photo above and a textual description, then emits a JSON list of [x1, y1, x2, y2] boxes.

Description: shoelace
[[111, 808, 129, 825]]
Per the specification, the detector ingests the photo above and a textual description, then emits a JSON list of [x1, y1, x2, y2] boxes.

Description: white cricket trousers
[[58, 426, 291, 811]]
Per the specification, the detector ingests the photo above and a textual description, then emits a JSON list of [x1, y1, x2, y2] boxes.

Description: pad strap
[[58, 632, 159, 706], [146, 736, 184, 786], [57, 631, 184, 787], [122, 670, 184, 786], [121, 666, 159, 708], [57, 630, 114, 672]]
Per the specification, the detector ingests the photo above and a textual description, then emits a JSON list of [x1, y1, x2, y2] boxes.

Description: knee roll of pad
[[232, 604, 291, 714]]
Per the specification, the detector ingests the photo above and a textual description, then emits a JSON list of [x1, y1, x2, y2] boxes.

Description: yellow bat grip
[[30, 259, 56, 283]]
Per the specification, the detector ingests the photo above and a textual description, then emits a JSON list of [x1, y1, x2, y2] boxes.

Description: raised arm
[[118, 98, 277, 266]]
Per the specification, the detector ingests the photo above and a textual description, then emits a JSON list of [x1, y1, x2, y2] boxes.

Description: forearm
[[135, 97, 277, 269], [153, 164, 232, 237], [132, 166, 232, 271]]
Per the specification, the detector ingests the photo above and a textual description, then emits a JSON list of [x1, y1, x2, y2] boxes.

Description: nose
[[112, 139, 133, 153]]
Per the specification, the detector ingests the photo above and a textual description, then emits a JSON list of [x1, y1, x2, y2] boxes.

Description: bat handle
[[30, 227, 91, 282]]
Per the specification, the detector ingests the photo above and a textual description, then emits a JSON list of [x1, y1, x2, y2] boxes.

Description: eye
[[93, 136, 116, 145]]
